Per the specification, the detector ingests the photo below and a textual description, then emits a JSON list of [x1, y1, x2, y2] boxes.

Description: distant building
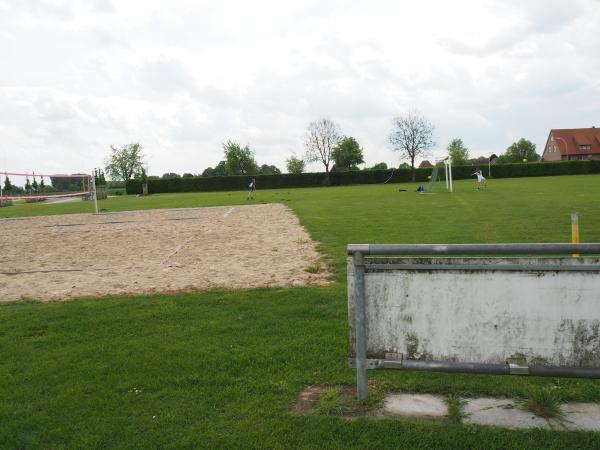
[[542, 127, 600, 161], [469, 155, 498, 166], [419, 160, 433, 168]]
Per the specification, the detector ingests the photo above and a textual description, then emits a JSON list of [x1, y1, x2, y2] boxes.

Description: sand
[[0, 204, 330, 302]]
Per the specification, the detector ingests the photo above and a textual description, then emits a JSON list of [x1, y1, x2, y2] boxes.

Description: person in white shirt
[[472, 169, 487, 190]]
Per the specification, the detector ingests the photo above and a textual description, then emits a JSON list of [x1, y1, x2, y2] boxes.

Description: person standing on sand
[[247, 178, 256, 200]]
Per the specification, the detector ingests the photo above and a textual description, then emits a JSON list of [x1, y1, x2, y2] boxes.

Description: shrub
[[125, 161, 600, 194]]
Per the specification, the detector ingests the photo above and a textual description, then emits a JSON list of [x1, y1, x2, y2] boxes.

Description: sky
[[1, 0, 599, 176]]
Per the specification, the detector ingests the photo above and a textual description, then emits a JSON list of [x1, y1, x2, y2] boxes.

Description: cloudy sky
[[1, 0, 599, 176]]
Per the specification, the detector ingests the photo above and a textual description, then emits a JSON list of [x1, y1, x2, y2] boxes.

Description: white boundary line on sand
[[161, 207, 235, 266]]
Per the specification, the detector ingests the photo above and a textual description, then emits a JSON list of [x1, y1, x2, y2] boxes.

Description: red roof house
[[419, 160, 433, 168], [542, 127, 600, 161]]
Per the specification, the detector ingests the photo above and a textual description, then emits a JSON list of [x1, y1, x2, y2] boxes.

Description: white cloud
[[0, 0, 599, 175]]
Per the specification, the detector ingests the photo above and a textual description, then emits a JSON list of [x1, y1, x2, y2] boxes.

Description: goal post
[[427, 158, 453, 193], [0, 171, 97, 212]]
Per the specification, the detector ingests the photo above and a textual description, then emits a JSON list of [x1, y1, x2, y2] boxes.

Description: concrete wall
[[348, 257, 600, 368]]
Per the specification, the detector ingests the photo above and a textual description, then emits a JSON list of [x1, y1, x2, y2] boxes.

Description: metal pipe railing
[[348, 242, 600, 400], [348, 243, 600, 256]]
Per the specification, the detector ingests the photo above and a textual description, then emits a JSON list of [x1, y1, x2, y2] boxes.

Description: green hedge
[[126, 160, 600, 194]]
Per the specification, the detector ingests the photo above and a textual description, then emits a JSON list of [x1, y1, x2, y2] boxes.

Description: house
[[542, 127, 600, 161], [419, 160, 433, 168]]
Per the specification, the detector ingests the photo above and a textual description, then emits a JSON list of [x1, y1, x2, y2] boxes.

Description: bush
[[125, 161, 600, 194]]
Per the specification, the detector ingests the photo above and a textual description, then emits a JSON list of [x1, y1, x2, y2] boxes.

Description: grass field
[[2, 175, 600, 448]]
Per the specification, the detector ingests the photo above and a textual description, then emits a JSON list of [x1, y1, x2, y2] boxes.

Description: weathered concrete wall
[[348, 257, 600, 367]]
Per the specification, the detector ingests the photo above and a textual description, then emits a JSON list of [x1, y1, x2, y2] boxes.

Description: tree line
[[102, 111, 542, 182]]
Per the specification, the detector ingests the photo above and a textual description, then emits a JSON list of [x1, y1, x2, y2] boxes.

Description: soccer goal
[[0, 171, 98, 213], [427, 158, 453, 193]]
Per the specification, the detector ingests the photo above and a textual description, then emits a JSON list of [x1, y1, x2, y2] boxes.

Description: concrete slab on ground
[[557, 403, 600, 432], [383, 394, 447, 419], [463, 398, 550, 430]]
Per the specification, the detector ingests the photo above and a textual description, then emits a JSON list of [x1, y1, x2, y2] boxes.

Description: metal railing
[[348, 243, 600, 400]]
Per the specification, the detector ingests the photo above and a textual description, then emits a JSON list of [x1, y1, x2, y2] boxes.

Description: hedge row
[[126, 160, 600, 195]]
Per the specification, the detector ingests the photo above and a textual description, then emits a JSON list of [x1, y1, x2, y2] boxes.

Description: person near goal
[[247, 178, 256, 200], [472, 169, 487, 190]]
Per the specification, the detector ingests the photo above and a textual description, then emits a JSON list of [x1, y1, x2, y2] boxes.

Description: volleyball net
[[0, 171, 95, 204]]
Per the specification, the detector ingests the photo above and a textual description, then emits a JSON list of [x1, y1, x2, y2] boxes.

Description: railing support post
[[353, 250, 368, 400]]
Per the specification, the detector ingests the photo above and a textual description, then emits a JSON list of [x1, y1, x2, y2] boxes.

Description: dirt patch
[[0, 204, 330, 302], [291, 385, 376, 418]]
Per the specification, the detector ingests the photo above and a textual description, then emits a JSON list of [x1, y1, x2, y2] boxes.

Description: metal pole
[[348, 242, 600, 256], [448, 160, 453, 193], [444, 161, 449, 190], [91, 175, 98, 215], [353, 251, 368, 400], [572, 213, 580, 257]]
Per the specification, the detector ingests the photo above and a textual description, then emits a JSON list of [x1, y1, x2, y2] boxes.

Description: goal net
[[427, 158, 453, 193], [0, 171, 95, 206]]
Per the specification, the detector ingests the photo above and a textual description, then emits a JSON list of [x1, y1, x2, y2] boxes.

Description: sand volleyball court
[[0, 204, 329, 302]]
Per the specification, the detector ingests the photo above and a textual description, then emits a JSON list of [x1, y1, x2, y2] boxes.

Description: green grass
[[523, 387, 565, 420], [2, 175, 600, 448]]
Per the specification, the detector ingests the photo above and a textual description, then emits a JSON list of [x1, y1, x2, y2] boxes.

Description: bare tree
[[389, 110, 435, 181], [304, 118, 342, 176]]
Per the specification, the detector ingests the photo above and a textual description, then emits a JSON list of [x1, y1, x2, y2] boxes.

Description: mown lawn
[[2, 175, 600, 448]]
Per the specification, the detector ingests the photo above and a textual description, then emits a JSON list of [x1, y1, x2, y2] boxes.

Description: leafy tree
[[370, 162, 388, 170], [182, 173, 195, 178], [147, 175, 160, 180], [162, 173, 181, 179], [286, 155, 305, 174], [304, 118, 342, 175], [223, 141, 258, 175], [389, 110, 435, 181], [213, 161, 227, 176], [3, 176, 12, 193], [398, 162, 411, 169], [257, 164, 281, 175], [93, 168, 107, 186], [332, 136, 364, 170], [137, 167, 148, 183], [25, 177, 31, 194], [498, 138, 540, 163], [32, 177, 38, 193], [105, 142, 145, 181], [447, 138, 470, 166]]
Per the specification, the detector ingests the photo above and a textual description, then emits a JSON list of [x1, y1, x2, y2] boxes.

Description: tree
[[398, 162, 411, 169], [3, 176, 12, 193], [213, 161, 227, 176], [136, 167, 148, 183], [223, 141, 258, 175], [25, 177, 31, 194], [304, 118, 342, 176], [389, 110, 435, 181], [162, 173, 181, 179], [105, 142, 145, 181], [498, 138, 540, 163], [447, 138, 469, 166], [182, 173, 195, 178], [286, 155, 305, 174], [257, 164, 281, 175], [32, 177, 38, 193], [332, 136, 364, 171], [370, 162, 388, 170], [93, 168, 107, 186]]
